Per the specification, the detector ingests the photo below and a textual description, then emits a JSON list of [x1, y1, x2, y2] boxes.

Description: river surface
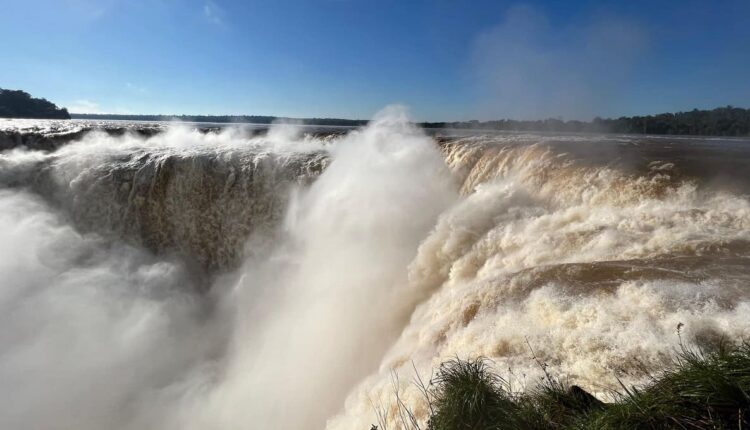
[[0, 115, 748, 429]]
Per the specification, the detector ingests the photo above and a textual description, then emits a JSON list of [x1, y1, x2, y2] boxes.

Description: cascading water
[[0, 111, 748, 430], [328, 133, 750, 429], [0, 124, 330, 273]]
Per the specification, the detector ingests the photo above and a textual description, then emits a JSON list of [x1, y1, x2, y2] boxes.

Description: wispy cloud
[[63, 0, 118, 21], [470, 4, 649, 120], [203, 1, 224, 25], [125, 82, 148, 94], [67, 99, 100, 113]]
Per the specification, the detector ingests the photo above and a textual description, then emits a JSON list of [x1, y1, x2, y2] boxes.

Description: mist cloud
[[0, 190, 223, 430], [67, 99, 101, 113], [470, 4, 648, 120], [0, 109, 456, 430]]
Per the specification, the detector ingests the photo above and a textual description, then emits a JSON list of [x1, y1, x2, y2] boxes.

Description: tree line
[[0, 88, 70, 119], [3, 87, 747, 136], [76, 106, 750, 136], [421, 106, 750, 136], [71, 113, 368, 127]]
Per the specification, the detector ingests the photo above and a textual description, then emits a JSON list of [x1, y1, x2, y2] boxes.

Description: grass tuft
[[427, 358, 520, 430], [375, 340, 750, 430]]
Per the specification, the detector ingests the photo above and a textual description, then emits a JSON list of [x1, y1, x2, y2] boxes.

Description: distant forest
[[2, 87, 747, 136], [74, 106, 750, 136], [0, 88, 70, 119], [72, 113, 368, 127], [421, 106, 750, 136]]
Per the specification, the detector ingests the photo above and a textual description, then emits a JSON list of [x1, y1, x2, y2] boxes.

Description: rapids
[[0, 113, 748, 429]]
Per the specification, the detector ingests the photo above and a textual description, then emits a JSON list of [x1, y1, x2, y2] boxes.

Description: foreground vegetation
[[375, 341, 750, 429]]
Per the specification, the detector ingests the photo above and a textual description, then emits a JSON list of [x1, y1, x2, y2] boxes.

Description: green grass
[[375, 341, 750, 430], [585, 342, 750, 429]]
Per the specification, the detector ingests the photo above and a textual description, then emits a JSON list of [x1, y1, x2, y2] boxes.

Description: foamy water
[[0, 111, 748, 429]]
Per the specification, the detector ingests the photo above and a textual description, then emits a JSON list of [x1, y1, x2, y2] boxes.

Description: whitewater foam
[[0, 112, 749, 430]]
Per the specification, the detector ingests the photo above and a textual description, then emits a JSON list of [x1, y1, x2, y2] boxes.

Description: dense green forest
[[421, 106, 750, 136], [0, 89, 70, 119], [75, 106, 750, 136]]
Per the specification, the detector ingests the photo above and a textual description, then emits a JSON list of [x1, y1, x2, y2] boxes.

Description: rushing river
[[1, 110, 749, 429]]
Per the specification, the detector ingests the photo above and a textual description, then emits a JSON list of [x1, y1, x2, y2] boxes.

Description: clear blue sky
[[1, 0, 748, 120]]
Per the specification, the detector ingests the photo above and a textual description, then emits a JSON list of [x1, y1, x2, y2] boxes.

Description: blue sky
[[1, 0, 748, 120]]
